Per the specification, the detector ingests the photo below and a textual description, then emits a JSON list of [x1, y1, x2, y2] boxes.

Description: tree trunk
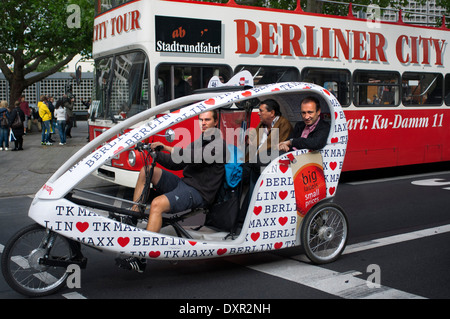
[[9, 79, 26, 109]]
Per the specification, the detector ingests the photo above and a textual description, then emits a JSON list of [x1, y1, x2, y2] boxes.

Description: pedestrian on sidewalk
[[63, 94, 75, 138], [9, 101, 25, 151], [54, 99, 67, 145], [19, 96, 30, 135], [28, 105, 42, 133], [0, 100, 10, 151], [38, 95, 52, 146], [47, 96, 56, 143]]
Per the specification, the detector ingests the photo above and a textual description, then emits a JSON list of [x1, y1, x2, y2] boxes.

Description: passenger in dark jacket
[[9, 101, 25, 151], [278, 96, 330, 152]]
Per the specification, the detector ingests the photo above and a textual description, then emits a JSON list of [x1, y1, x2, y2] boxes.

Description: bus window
[[93, 51, 149, 120], [235, 65, 300, 86], [155, 64, 232, 104], [445, 74, 450, 106], [402, 72, 443, 106], [301, 68, 350, 106], [353, 70, 400, 107]]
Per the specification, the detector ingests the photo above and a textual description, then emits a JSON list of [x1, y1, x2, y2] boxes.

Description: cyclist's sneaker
[[115, 257, 146, 273], [45, 142, 53, 146]]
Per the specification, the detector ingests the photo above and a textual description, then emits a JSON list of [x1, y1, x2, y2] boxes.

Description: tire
[[1, 223, 77, 297], [300, 202, 348, 264]]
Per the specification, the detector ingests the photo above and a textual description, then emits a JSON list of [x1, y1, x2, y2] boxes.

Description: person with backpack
[[9, 101, 25, 151]]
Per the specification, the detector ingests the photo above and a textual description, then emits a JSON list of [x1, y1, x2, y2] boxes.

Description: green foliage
[[0, 0, 93, 64], [0, 0, 94, 104]]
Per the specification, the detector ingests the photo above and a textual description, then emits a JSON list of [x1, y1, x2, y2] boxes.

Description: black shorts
[[155, 170, 205, 213]]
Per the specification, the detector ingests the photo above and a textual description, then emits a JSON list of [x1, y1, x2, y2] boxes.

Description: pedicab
[[1, 72, 349, 297]]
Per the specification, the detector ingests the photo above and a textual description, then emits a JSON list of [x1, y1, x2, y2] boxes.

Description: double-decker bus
[[90, 0, 450, 187]]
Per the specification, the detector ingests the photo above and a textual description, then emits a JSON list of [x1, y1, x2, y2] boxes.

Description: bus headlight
[[128, 151, 136, 167]]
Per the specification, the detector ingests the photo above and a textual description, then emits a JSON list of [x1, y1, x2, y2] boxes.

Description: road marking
[[347, 171, 450, 185], [236, 224, 450, 299], [244, 257, 425, 299], [62, 292, 87, 299], [411, 178, 450, 191], [343, 224, 450, 255]]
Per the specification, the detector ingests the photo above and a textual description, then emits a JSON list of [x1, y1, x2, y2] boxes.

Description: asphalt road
[[1, 164, 449, 303]]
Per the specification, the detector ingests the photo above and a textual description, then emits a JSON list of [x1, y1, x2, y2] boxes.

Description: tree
[[0, 0, 94, 108]]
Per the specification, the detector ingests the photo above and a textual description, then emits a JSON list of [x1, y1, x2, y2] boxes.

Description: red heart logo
[[303, 86, 311, 89], [335, 112, 338, 119], [117, 237, 130, 247], [204, 99, 215, 105], [278, 217, 288, 226], [279, 159, 290, 173], [279, 165, 288, 174], [251, 232, 260, 241], [330, 162, 337, 170], [114, 146, 124, 155], [271, 88, 280, 92], [274, 242, 283, 249], [329, 187, 336, 195], [241, 91, 252, 97], [76, 222, 89, 233], [149, 251, 160, 258], [217, 248, 227, 256], [323, 89, 331, 95], [188, 241, 197, 246], [279, 191, 288, 200], [253, 206, 262, 215], [331, 137, 338, 144]]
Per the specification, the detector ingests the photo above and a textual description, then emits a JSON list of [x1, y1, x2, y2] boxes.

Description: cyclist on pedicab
[[116, 110, 228, 272]]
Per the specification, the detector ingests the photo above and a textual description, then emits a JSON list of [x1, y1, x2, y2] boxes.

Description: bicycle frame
[[28, 80, 348, 261]]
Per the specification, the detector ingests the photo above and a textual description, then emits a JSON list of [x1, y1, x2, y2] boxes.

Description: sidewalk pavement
[[0, 121, 112, 198]]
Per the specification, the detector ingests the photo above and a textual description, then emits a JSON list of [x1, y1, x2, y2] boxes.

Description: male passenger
[[238, 99, 293, 228], [247, 99, 293, 166], [116, 110, 227, 272], [278, 96, 330, 152]]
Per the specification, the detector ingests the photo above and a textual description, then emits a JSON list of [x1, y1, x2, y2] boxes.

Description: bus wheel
[[300, 202, 348, 264]]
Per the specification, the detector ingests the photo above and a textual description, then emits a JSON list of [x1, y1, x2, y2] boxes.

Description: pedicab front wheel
[[1, 223, 78, 297], [300, 202, 348, 264]]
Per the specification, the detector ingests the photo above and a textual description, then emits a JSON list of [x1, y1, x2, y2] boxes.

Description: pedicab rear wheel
[[300, 202, 348, 264], [1, 223, 77, 297]]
